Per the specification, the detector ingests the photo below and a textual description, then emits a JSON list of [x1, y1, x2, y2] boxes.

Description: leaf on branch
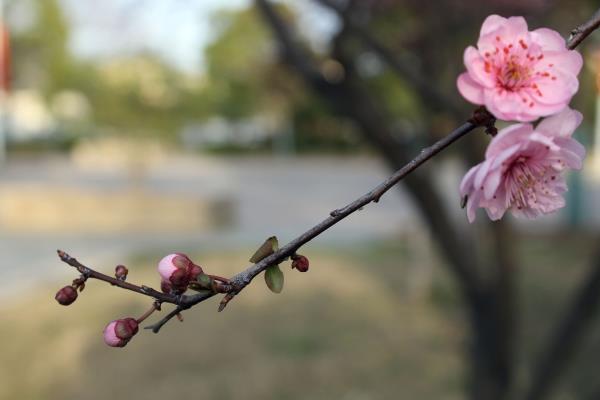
[[250, 236, 279, 263], [265, 265, 284, 294], [187, 285, 212, 296], [192, 273, 213, 290]]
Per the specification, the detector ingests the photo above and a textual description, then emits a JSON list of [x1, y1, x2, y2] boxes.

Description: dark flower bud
[[115, 265, 128, 280], [291, 255, 309, 272], [55, 286, 78, 306]]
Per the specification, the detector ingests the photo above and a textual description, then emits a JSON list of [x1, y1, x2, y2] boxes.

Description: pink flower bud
[[157, 253, 203, 291], [291, 255, 309, 272], [55, 286, 78, 306], [158, 253, 188, 280], [160, 279, 173, 294], [103, 318, 139, 348], [115, 265, 128, 280]]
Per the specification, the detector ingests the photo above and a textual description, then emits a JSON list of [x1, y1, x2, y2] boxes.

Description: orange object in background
[[0, 22, 10, 93]]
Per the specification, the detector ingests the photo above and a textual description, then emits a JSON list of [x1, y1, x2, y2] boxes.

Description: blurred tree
[[8, 0, 71, 95], [203, 5, 364, 152], [254, 1, 600, 400]]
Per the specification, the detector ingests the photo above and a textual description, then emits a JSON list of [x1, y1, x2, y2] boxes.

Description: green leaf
[[198, 273, 213, 287], [187, 285, 212, 296], [264, 265, 284, 294], [250, 236, 279, 263]]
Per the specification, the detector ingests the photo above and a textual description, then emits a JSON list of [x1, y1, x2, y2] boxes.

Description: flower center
[[498, 61, 531, 91], [507, 158, 557, 211], [509, 157, 544, 210]]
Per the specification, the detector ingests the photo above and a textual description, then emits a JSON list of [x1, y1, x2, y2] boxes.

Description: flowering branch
[[55, 103, 491, 332], [55, 5, 600, 357], [222, 117, 486, 291], [256, 0, 483, 307]]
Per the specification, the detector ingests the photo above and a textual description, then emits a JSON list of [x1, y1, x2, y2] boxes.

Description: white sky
[[59, 0, 338, 74]]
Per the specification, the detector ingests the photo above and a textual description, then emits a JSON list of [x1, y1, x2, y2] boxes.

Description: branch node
[[467, 106, 497, 137], [140, 285, 152, 294]]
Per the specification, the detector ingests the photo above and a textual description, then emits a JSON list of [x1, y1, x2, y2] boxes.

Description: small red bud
[[55, 286, 78, 305], [291, 255, 309, 272], [115, 265, 128, 280]]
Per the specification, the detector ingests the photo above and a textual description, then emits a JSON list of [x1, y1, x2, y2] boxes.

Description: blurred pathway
[[0, 155, 423, 290]]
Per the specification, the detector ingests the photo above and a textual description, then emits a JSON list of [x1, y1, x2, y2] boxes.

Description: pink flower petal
[[531, 28, 567, 51], [483, 145, 522, 199], [543, 51, 583, 76], [554, 136, 586, 159], [485, 202, 507, 221], [480, 15, 508, 36], [484, 90, 535, 121], [460, 164, 480, 196], [157, 254, 179, 281], [466, 190, 482, 223], [103, 321, 123, 347], [474, 158, 493, 191], [536, 107, 583, 137], [503, 16, 529, 40], [457, 73, 484, 104], [486, 123, 533, 158], [529, 132, 561, 152], [529, 69, 578, 106], [464, 47, 495, 87]]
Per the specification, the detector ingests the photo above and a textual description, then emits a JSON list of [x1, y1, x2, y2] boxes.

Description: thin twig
[[567, 7, 600, 49], [136, 301, 161, 324], [185, 118, 484, 302], [144, 305, 187, 333], [57, 250, 178, 304]]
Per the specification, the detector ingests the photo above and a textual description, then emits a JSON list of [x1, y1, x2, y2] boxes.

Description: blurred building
[[180, 115, 280, 149]]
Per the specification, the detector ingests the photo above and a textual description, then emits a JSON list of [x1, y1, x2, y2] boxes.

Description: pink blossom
[[460, 107, 585, 222], [457, 15, 582, 122]]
